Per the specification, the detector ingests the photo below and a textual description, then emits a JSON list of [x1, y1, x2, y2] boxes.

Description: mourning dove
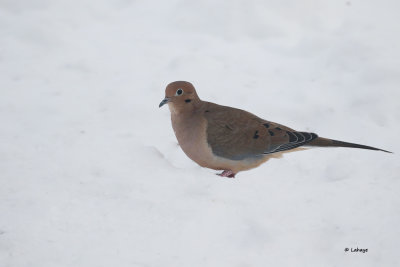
[[159, 81, 391, 178]]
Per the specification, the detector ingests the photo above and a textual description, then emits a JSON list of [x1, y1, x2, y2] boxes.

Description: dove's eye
[[176, 89, 183, 96]]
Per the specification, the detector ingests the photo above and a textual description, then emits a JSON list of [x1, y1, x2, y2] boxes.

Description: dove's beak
[[159, 97, 170, 108]]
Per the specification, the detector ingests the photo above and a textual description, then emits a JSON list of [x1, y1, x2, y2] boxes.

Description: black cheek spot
[[263, 123, 270, 128], [253, 130, 259, 139], [268, 130, 274, 136], [185, 99, 191, 103]]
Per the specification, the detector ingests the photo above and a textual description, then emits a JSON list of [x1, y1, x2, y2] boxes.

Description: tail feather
[[307, 137, 392, 153]]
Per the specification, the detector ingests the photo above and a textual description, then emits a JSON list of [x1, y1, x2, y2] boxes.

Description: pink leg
[[217, 170, 236, 178]]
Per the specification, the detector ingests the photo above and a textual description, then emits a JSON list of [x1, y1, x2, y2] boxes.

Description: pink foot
[[217, 170, 236, 178]]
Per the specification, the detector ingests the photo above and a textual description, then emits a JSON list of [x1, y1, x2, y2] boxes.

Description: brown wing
[[202, 102, 317, 160]]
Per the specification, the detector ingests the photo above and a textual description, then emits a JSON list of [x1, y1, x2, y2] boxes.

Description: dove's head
[[159, 81, 201, 113]]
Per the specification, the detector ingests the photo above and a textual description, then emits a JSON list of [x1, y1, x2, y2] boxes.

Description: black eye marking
[[185, 99, 191, 103], [268, 130, 274, 136], [253, 130, 259, 139], [263, 123, 270, 128], [176, 89, 183, 95], [205, 110, 210, 113]]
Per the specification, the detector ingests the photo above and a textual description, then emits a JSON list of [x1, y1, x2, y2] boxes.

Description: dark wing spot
[[225, 125, 233, 131], [185, 99, 191, 103], [268, 130, 274, 136], [263, 123, 270, 128], [253, 130, 259, 139], [276, 127, 282, 131]]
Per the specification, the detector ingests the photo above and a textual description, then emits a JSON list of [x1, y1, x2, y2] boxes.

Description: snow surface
[[1, 0, 400, 266]]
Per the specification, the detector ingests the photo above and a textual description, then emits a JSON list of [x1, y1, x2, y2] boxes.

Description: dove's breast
[[170, 112, 270, 173]]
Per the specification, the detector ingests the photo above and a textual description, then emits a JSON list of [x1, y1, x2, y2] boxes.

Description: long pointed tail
[[307, 137, 392, 153]]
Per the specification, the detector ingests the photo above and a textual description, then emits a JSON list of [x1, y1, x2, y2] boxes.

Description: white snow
[[1, 0, 400, 266]]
